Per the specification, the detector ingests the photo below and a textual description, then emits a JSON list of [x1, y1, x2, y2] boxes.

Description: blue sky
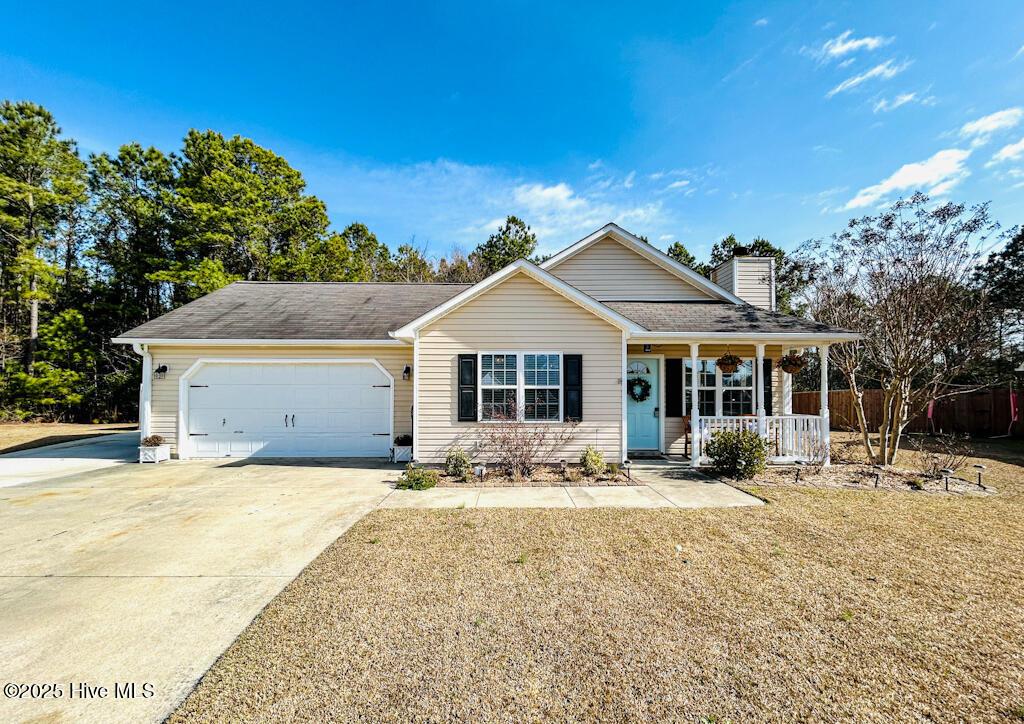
[[2, 1, 1022, 259]]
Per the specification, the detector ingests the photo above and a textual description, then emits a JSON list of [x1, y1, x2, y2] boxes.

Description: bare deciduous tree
[[804, 193, 998, 465]]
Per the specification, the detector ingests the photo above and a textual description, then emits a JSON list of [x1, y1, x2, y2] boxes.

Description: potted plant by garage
[[778, 353, 808, 374], [139, 434, 171, 463], [392, 434, 413, 463], [716, 352, 742, 374]]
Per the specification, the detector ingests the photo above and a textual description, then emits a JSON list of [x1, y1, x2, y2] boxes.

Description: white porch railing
[[696, 414, 823, 464]]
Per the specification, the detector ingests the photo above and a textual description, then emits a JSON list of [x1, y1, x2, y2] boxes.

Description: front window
[[480, 353, 517, 420], [524, 353, 560, 421], [479, 352, 562, 422], [685, 359, 717, 416], [721, 360, 754, 415]]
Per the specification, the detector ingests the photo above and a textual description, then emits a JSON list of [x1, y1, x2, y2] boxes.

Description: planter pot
[[139, 444, 171, 463], [780, 363, 805, 374], [392, 446, 412, 463]]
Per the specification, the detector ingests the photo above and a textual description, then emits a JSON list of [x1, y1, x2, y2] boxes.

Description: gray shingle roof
[[116, 282, 471, 340], [605, 300, 848, 335], [116, 282, 852, 341]]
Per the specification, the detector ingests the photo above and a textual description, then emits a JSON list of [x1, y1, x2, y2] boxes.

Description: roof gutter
[[630, 332, 862, 344], [111, 337, 409, 346]]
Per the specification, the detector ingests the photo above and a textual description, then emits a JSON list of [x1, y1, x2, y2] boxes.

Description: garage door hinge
[[372, 384, 391, 388], [189, 433, 209, 436], [189, 384, 208, 388]]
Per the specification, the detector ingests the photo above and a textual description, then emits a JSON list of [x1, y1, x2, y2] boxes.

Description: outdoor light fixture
[[623, 459, 632, 480], [559, 459, 567, 472], [643, 344, 652, 353], [872, 464, 884, 488], [973, 464, 986, 490], [153, 364, 168, 379], [939, 468, 954, 492], [402, 365, 411, 380]]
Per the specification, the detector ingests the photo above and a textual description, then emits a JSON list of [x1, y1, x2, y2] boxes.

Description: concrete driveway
[[0, 432, 140, 488], [0, 456, 399, 724]]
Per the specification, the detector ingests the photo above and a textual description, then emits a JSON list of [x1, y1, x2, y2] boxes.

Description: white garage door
[[186, 361, 392, 458]]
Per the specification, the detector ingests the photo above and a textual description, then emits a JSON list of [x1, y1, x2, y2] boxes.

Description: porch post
[[690, 343, 700, 468], [782, 347, 796, 414], [755, 343, 766, 437], [818, 344, 831, 466]]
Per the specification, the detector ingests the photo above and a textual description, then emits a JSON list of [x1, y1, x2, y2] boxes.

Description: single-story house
[[113, 223, 858, 466]]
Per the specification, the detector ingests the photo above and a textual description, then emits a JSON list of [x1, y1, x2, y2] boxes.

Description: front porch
[[625, 340, 833, 466]]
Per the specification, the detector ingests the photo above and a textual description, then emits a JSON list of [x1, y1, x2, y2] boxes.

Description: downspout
[[132, 343, 152, 439]]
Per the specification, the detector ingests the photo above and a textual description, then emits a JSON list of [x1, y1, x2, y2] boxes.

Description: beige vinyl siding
[[712, 257, 773, 309], [627, 343, 785, 454], [735, 257, 773, 310], [417, 272, 623, 463], [548, 236, 714, 301], [146, 345, 413, 455]]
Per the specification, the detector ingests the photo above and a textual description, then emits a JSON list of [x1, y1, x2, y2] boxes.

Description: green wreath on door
[[627, 376, 652, 403]]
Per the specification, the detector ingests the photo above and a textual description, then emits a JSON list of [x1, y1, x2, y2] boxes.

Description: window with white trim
[[721, 360, 754, 415], [479, 352, 562, 422], [524, 353, 560, 421], [683, 358, 755, 416], [684, 359, 717, 416], [480, 353, 517, 420]]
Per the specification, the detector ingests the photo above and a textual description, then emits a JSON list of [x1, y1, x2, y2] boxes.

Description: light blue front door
[[626, 357, 659, 450]]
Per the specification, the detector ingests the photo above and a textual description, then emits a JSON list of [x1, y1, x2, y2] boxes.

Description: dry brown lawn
[[172, 438, 1024, 723], [0, 422, 136, 454]]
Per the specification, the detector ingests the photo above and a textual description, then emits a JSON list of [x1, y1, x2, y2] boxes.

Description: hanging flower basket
[[778, 353, 808, 374], [716, 353, 742, 374], [627, 376, 652, 402]]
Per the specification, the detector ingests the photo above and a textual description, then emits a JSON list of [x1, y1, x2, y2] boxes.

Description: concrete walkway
[[382, 460, 762, 509], [0, 431, 139, 488]]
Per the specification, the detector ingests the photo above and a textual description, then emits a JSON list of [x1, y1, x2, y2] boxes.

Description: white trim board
[[176, 357, 394, 460], [540, 223, 745, 305], [113, 338, 408, 346]]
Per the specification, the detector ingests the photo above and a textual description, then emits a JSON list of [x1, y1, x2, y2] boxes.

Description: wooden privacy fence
[[792, 388, 1022, 438]]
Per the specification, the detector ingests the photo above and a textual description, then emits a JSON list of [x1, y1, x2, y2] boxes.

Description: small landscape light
[[559, 459, 567, 472], [872, 464, 884, 488], [939, 467, 954, 492], [623, 459, 632, 480], [972, 463, 986, 489]]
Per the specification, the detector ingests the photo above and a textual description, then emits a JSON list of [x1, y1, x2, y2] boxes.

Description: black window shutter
[[763, 359, 773, 416], [457, 354, 477, 421], [665, 358, 683, 417], [563, 354, 582, 421]]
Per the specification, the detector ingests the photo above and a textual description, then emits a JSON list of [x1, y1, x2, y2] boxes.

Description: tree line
[[1, 100, 1020, 427]]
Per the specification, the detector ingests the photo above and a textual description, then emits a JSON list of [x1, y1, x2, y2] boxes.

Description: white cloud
[[1015, 44, 1024, 60], [987, 136, 1024, 165], [587, 159, 604, 171], [826, 59, 910, 98], [872, 91, 935, 113], [623, 170, 636, 188], [665, 179, 691, 190], [754, 18, 768, 27], [837, 57, 856, 69], [843, 148, 971, 210], [960, 108, 1024, 145], [658, 233, 674, 241], [805, 30, 893, 63]]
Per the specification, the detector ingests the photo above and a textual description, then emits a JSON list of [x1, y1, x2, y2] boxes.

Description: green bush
[[444, 446, 472, 478], [396, 464, 439, 490], [579, 445, 606, 477], [704, 429, 768, 479]]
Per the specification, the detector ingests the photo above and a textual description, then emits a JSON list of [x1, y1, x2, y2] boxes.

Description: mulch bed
[[436, 465, 639, 487]]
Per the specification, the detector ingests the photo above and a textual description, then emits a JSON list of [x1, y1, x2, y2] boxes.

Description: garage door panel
[[186, 361, 391, 459]]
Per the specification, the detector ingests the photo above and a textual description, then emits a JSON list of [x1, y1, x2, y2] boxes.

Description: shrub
[[445, 446, 473, 478], [141, 435, 165, 447], [394, 433, 413, 446], [704, 429, 768, 479], [579, 446, 606, 477], [396, 464, 439, 490], [478, 401, 578, 479]]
